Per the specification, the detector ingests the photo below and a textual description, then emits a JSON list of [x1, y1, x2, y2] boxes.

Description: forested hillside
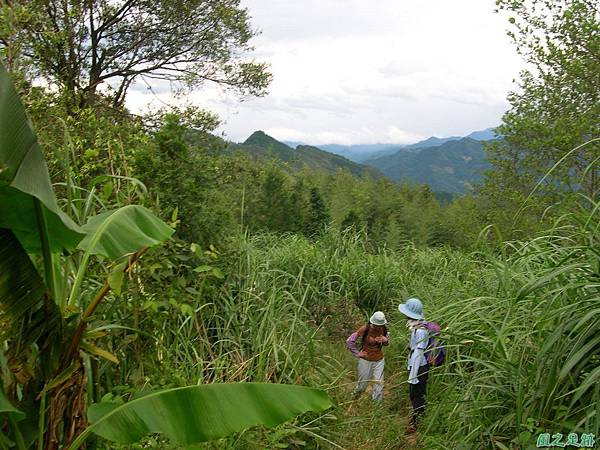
[[282, 128, 497, 193], [365, 137, 491, 193], [229, 130, 382, 178], [0, 1, 599, 450]]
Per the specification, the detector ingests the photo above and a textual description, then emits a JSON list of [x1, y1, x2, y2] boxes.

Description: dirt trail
[[328, 344, 424, 450]]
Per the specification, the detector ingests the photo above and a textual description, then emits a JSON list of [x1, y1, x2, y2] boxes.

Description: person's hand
[[357, 350, 367, 359], [374, 336, 387, 344]]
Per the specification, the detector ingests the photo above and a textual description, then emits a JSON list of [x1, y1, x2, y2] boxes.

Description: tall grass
[[422, 196, 600, 449], [96, 197, 599, 449]]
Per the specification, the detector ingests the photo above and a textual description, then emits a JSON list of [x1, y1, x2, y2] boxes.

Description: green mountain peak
[[232, 131, 381, 178]]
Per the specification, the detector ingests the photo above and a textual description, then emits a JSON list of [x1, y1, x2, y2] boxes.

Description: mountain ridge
[[284, 127, 497, 163], [365, 137, 492, 193], [228, 130, 382, 178], [233, 128, 497, 194]]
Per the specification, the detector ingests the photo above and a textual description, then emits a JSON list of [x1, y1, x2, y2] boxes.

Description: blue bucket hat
[[398, 298, 424, 320]]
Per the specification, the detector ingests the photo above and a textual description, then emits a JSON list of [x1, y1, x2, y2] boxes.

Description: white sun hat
[[369, 311, 387, 326]]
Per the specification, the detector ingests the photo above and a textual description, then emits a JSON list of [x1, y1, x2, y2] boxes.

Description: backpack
[[420, 322, 446, 367], [361, 324, 388, 349]]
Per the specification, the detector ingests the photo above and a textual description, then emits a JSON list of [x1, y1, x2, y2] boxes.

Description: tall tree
[[340, 210, 362, 231], [304, 187, 329, 237], [383, 215, 410, 250], [483, 0, 600, 213], [253, 166, 293, 232], [0, 0, 271, 109]]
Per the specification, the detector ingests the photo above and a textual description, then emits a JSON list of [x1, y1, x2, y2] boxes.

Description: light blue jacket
[[407, 327, 428, 384]]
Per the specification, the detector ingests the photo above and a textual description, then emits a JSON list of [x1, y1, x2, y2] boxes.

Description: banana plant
[[0, 63, 331, 449], [68, 383, 331, 449], [0, 59, 176, 448]]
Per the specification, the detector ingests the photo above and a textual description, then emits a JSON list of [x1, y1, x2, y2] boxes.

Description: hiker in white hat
[[345, 311, 390, 402]]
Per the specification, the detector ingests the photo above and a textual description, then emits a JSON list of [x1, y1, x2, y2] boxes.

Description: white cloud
[[125, 0, 523, 145], [264, 125, 422, 146], [386, 126, 423, 144]]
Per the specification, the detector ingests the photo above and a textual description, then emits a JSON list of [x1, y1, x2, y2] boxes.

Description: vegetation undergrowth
[[93, 196, 598, 449], [2, 0, 599, 448]]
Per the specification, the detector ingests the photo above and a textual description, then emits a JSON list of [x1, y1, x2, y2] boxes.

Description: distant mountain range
[[228, 131, 381, 178], [309, 143, 401, 163], [285, 127, 498, 163], [365, 137, 491, 193], [359, 128, 498, 193], [230, 128, 498, 194]]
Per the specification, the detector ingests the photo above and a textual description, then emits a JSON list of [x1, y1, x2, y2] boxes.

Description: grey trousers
[[353, 358, 385, 401]]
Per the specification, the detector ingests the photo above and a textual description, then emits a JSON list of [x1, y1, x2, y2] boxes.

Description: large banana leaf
[[77, 205, 174, 259], [69, 205, 173, 305], [0, 63, 83, 252], [0, 228, 45, 337], [68, 383, 331, 448]]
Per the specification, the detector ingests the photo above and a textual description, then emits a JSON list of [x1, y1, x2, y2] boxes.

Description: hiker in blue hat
[[398, 297, 429, 433]]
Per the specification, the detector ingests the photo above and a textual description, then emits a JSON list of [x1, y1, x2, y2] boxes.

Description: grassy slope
[[198, 233, 491, 450], [220, 204, 599, 449], [113, 196, 599, 450]]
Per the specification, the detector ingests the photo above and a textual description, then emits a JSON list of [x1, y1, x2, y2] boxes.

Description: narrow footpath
[[325, 341, 423, 450]]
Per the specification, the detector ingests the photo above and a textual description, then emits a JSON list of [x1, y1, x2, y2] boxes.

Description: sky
[[126, 0, 524, 146]]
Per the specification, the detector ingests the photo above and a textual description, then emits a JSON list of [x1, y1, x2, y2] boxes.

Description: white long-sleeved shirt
[[407, 327, 428, 384]]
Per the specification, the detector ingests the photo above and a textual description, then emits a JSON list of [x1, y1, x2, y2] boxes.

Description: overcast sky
[[127, 1, 524, 145]]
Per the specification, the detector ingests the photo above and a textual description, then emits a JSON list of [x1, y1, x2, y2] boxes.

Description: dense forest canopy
[[0, 0, 271, 109], [484, 0, 600, 226]]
